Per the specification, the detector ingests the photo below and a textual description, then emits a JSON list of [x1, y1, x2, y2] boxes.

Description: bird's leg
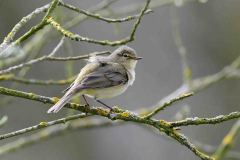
[[82, 94, 90, 106], [82, 95, 90, 115], [94, 98, 113, 111]]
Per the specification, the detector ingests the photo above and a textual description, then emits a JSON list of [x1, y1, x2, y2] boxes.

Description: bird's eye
[[122, 53, 128, 57]]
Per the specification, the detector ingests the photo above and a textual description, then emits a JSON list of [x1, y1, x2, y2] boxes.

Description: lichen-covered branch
[[194, 139, 240, 159], [0, 86, 212, 160], [213, 120, 240, 160], [46, 0, 151, 46], [154, 54, 240, 109], [169, 112, 240, 127], [0, 36, 64, 74], [0, 0, 238, 160], [143, 92, 193, 119], [14, 0, 59, 45], [0, 113, 88, 140], [0, 47, 109, 75], [59, 1, 152, 23], [0, 4, 50, 52], [0, 118, 117, 156], [0, 74, 75, 85], [0, 0, 115, 68]]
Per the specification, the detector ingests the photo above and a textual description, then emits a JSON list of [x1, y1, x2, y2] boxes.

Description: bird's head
[[109, 46, 142, 70]]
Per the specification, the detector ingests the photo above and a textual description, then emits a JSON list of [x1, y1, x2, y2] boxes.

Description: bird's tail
[[47, 90, 74, 113]]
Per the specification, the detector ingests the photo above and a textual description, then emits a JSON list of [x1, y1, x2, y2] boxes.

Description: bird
[[47, 45, 142, 113]]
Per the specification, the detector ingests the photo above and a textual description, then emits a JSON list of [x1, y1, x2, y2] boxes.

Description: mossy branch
[[0, 113, 88, 140], [0, 118, 116, 156], [169, 112, 240, 127], [14, 0, 59, 45], [0, 86, 212, 160], [46, 0, 151, 46], [59, 1, 153, 23], [0, 0, 239, 160], [0, 42, 109, 75], [213, 120, 240, 160], [143, 92, 194, 119]]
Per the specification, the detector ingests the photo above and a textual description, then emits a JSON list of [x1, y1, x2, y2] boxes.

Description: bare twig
[[0, 118, 117, 156], [0, 1, 238, 160], [0, 4, 50, 52], [169, 112, 240, 127], [59, 1, 152, 23], [143, 92, 193, 119], [213, 120, 240, 160], [47, 52, 110, 61], [46, 0, 151, 46], [170, 6, 192, 85], [0, 86, 212, 160], [0, 0, 115, 68], [0, 113, 88, 140], [48, 37, 65, 56], [0, 51, 109, 75], [154, 54, 240, 109], [195, 140, 240, 160], [0, 74, 75, 85], [14, 0, 59, 45], [0, 37, 64, 75]]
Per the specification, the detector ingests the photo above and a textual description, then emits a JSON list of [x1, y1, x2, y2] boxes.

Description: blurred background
[[0, 0, 240, 159]]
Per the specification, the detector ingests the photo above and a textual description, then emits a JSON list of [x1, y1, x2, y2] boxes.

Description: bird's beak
[[132, 56, 143, 60]]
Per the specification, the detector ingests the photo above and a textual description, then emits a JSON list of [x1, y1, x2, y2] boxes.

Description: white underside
[[82, 84, 128, 99]]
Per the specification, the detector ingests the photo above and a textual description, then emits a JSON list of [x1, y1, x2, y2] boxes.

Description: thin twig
[[0, 113, 88, 140], [0, 37, 64, 75], [0, 74, 75, 85], [213, 120, 240, 160], [0, 51, 109, 75], [59, 1, 152, 23], [143, 92, 193, 119], [170, 6, 192, 85], [195, 139, 240, 159], [153, 54, 240, 110], [0, 118, 117, 156], [169, 112, 240, 127], [14, 0, 59, 45], [47, 52, 110, 61], [0, 86, 212, 160], [48, 36, 65, 56], [46, 0, 151, 46], [0, 4, 50, 51]]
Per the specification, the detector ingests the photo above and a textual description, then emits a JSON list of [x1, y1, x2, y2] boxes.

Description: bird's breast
[[127, 69, 135, 86], [83, 84, 129, 99]]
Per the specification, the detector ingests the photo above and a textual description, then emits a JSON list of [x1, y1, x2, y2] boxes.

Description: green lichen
[[39, 121, 48, 127], [120, 111, 130, 118], [112, 106, 124, 113]]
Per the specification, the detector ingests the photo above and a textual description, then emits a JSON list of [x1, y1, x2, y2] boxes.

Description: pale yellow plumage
[[47, 46, 141, 113]]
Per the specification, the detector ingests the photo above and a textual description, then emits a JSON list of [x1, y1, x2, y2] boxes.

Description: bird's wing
[[76, 62, 128, 90]]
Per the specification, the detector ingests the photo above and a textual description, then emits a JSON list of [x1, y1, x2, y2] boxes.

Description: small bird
[[47, 46, 142, 113]]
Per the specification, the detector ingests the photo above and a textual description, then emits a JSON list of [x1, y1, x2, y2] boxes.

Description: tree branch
[[46, 0, 151, 46], [0, 46, 109, 75], [0, 113, 88, 140], [0, 118, 117, 156], [0, 74, 75, 85], [143, 92, 193, 119], [169, 112, 240, 127], [0, 86, 212, 159], [213, 120, 240, 160], [59, 1, 152, 23]]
